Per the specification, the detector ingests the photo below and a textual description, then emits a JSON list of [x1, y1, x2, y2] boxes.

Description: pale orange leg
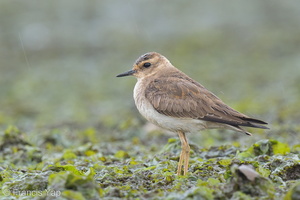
[[177, 146, 184, 175], [176, 131, 190, 175]]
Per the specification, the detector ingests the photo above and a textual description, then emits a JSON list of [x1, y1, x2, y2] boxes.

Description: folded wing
[[145, 75, 268, 130]]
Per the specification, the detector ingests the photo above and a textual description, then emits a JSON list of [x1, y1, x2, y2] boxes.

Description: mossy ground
[[1, 1, 300, 199], [0, 126, 299, 199]]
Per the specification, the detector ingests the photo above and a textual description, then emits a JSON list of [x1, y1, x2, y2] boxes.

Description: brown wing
[[145, 75, 268, 129]]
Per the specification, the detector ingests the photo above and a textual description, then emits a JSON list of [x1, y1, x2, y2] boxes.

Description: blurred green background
[[0, 1, 300, 146]]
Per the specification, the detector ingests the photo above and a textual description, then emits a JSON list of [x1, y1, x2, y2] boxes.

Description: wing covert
[[145, 76, 254, 127]]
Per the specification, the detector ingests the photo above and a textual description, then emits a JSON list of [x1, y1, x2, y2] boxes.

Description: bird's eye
[[143, 62, 151, 68]]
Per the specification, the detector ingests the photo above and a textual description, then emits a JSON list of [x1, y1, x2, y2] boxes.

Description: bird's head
[[116, 52, 172, 79]]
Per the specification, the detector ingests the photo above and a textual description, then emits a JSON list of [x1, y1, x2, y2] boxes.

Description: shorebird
[[116, 52, 269, 175]]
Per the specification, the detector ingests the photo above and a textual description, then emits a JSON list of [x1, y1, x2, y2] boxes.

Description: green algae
[[114, 150, 130, 159], [63, 149, 78, 160], [0, 124, 299, 199], [218, 158, 232, 166]]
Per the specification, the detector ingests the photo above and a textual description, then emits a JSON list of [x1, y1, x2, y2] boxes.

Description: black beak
[[116, 69, 136, 77]]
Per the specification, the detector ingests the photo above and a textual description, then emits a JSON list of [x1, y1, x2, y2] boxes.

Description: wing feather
[[145, 75, 268, 129]]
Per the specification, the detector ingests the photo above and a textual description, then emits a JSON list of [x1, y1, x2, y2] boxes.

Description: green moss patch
[[0, 125, 299, 199]]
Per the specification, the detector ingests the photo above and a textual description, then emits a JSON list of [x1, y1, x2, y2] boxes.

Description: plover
[[116, 52, 269, 175]]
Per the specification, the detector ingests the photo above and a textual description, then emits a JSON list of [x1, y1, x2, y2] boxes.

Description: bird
[[116, 52, 269, 176]]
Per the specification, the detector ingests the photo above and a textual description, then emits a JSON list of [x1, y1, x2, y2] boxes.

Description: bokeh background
[[1, 0, 300, 146]]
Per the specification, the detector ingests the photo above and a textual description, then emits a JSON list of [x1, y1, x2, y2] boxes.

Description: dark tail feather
[[239, 117, 269, 129], [244, 123, 269, 129], [203, 115, 269, 129], [231, 122, 268, 137], [240, 117, 268, 125]]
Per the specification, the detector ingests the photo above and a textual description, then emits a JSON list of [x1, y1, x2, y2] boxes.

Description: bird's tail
[[231, 117, 269, 136]]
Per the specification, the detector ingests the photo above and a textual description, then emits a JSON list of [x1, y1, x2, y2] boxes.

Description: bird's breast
[[133, 79, 152, 121], [133, 79, 208, 133]]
